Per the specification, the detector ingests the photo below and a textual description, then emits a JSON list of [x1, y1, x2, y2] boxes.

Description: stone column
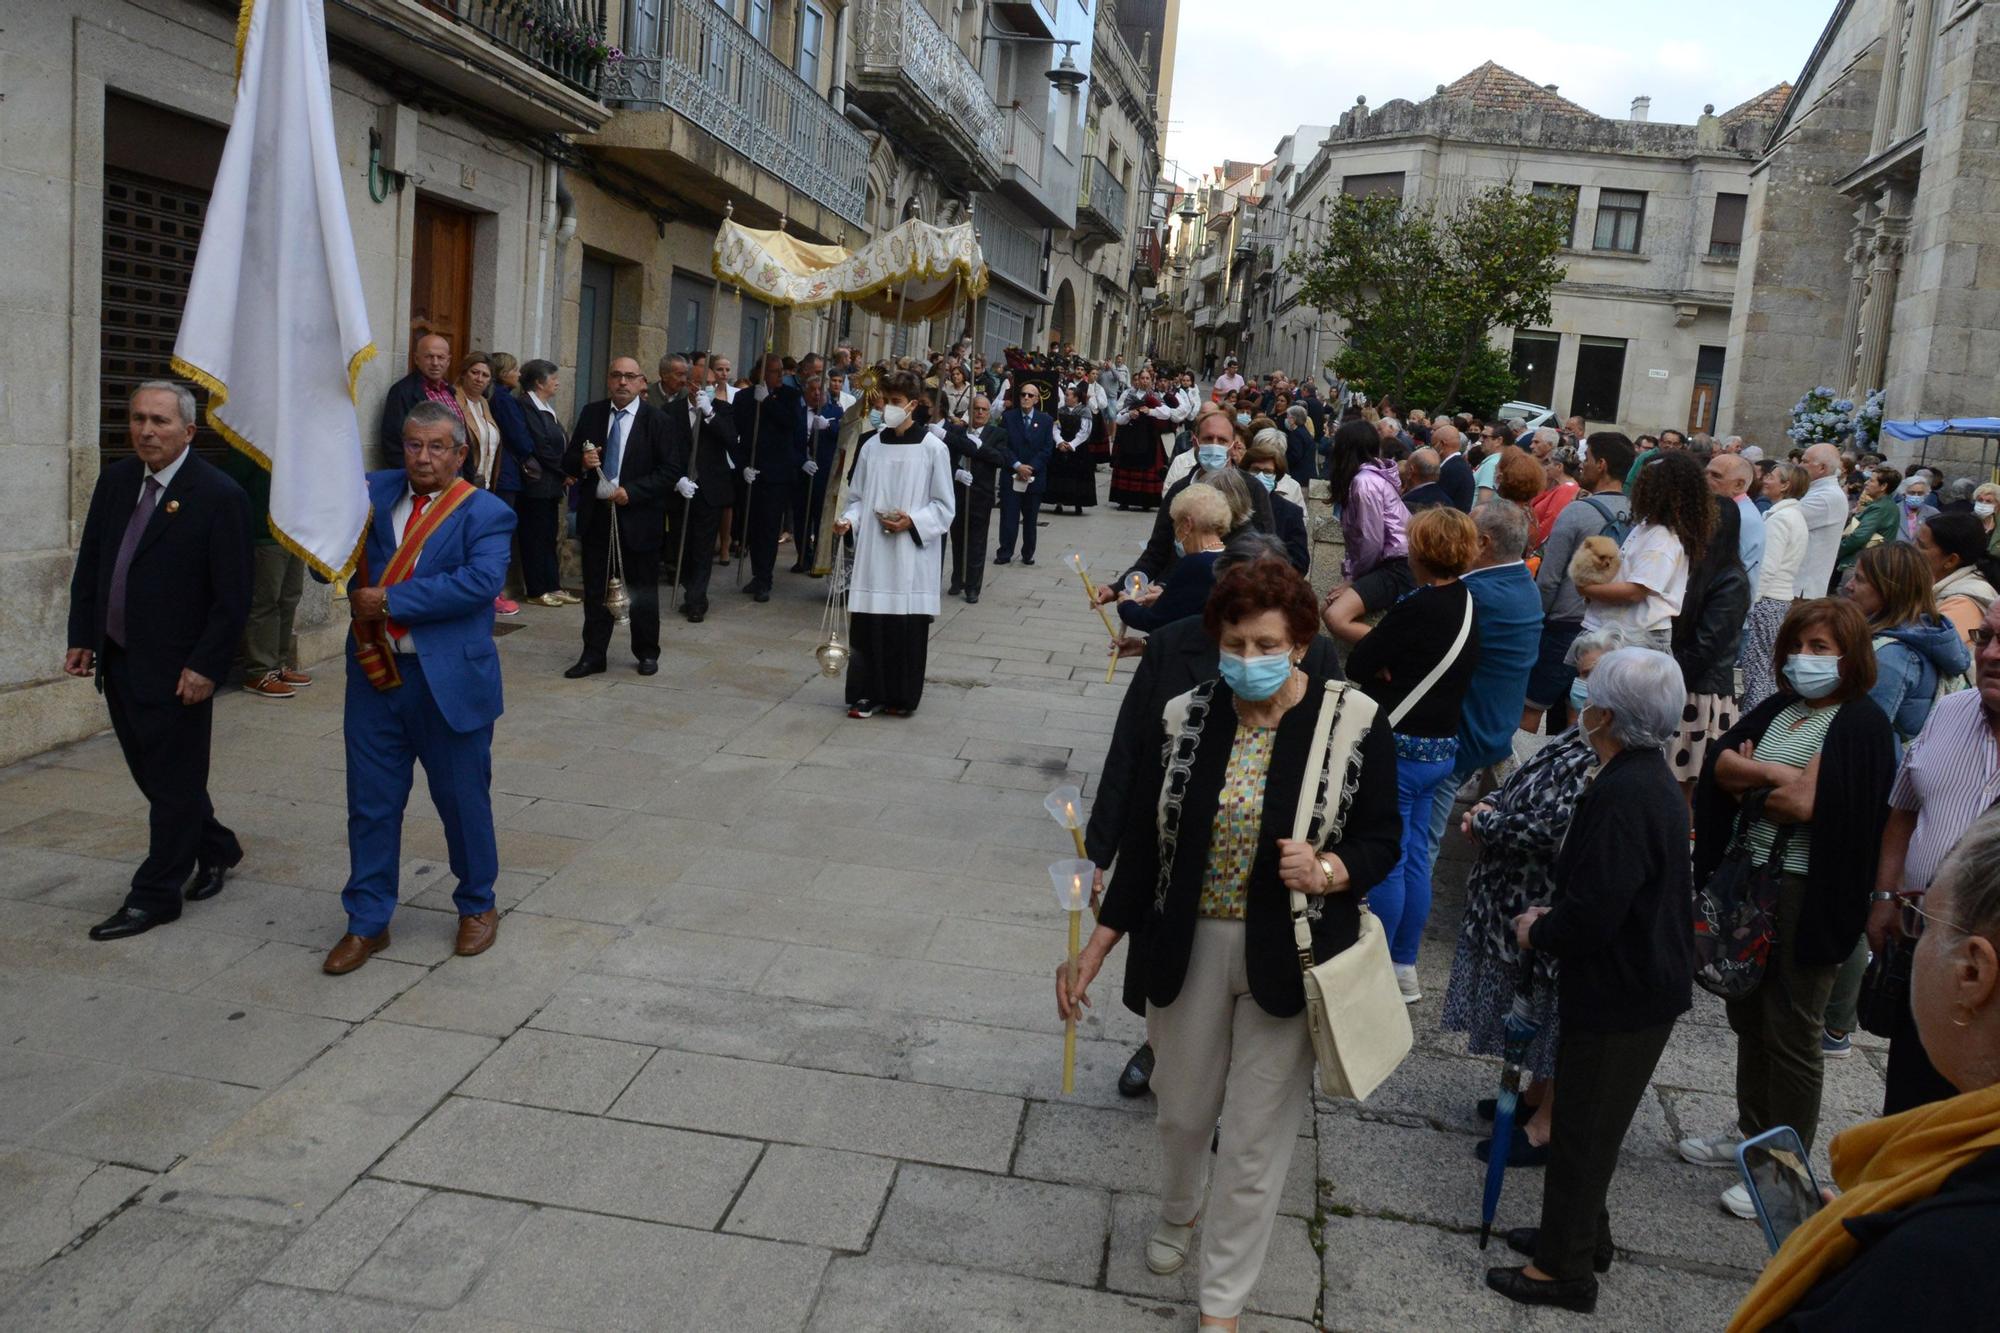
[[1853, 214, 1909, 398], [1839, 199, 1876, 398], [1894, 0, 1938, 141], [1871, 0, 1908, 154]]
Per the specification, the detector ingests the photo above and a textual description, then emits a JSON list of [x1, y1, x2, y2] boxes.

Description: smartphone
[[1736, 1126, 1824, 1254]]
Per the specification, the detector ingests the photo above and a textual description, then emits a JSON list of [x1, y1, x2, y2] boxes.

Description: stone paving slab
[[29, 1070, 262, 1174], [373, 1096, 759, 1229], [0, 1149, 153, 1273], [460, 1207, 828, 1331], [345, 1191, 532, 1309], [0, 1205, 290, 1330], [454, 1028, 653, 1116], [611, 1048, 1024, 1173], [871, 1163, 1111, 1286], [260, 1179, 429, 1292], [723, 1145, 898, 1252]]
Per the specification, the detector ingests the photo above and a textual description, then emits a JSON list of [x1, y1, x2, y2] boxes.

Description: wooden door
[[1688, 381, 1719, 435], [411, 196, 474, 368]]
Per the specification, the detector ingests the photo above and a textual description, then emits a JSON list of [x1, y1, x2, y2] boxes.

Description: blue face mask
[[867, 408, 884, 429], [1783, 654, 1842, 700], [1568, 677, 1590, 714], [1219, 651, 1294, 701], [1234, 412, 1252, 428], [1172, 535, 1186, 558], [1197, 443, 1229, 472], [1902, 494, 1927, 509], [1253, 471, 1276, 491]]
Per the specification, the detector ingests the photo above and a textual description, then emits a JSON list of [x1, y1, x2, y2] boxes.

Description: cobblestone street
[[0, 502, 1884, 1331]]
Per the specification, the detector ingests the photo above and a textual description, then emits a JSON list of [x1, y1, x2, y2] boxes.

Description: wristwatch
[[1317, 856, 1338, 889]]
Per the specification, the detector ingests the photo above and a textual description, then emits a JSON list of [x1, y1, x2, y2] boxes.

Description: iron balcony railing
[[444, 0, 611, 96], [1078, 157, 1126, 237], [1000, 106, 1043, 186], [973, 196, 1046, 295], [851, 0, 1004, 170], [603, 0, 868, 226]]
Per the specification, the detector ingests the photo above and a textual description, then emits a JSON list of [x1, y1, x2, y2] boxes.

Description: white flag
[[174, 0, 373, 580]]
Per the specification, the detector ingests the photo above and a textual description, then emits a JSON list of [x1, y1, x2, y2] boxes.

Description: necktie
[[104, 475, 161, 647], [605, 407, 629, 480], [388, 493, 431, 642]]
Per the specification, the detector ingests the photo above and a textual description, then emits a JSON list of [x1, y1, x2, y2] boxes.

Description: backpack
[[1576, 493, 1633, 547], [1693, 789, 1791, 1001]]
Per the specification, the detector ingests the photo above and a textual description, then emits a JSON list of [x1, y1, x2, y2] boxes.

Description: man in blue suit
[[325, 401, 517, 975], [996, 383, 1055, 566]]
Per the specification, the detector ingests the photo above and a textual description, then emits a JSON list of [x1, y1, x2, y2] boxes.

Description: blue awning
[[1882, 418, 2000, 440]]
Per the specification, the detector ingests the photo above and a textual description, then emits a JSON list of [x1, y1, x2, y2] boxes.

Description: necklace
[[1238, 668, 1305, 727]]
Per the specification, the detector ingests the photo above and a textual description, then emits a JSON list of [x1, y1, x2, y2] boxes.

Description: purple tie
[[105, 475, 161, 647]]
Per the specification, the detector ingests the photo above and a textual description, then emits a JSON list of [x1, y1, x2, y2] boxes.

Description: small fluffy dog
[[1568, 535, 1622, 588]]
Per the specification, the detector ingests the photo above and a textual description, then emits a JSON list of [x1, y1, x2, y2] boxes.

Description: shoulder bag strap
[[1385, 593, 1475, 729], [1291, 680, 1346, 968]]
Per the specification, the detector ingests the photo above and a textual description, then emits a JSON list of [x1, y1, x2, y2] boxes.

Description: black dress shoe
[[790, 560, 810, 574], [564, 659, 607, 679], [947, 582, 963, 596], [1117, 1042, 1155, 1097], [964, 591, 980, 604], [1021, 556, 1036, 566], [686, 609, 706, 624], [88, 906, 180, 941], [753, 589, 770, 603], [1484, 1265, 1597, 1313], [636, 659, 659, 676], [993, 556, 1012, 565], [1504, 1227, 1613, 1274], [1477, 1127, 1552, 1168], [185, 858, 237, 902]]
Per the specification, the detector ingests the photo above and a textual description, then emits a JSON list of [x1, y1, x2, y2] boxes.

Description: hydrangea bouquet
[[1787, 386, 1856, 445]]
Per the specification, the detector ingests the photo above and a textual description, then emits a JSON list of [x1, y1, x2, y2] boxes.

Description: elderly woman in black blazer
[[1060, 558, 1402, 1332], [1487, 646, 1696, 1315]]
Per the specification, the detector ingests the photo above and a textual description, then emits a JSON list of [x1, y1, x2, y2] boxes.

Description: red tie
[[388, 494, 431, 641]]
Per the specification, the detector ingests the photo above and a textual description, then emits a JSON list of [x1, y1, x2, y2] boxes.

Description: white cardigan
[[1757, 497, 1809, 601]]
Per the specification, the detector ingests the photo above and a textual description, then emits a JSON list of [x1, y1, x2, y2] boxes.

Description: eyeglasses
[[403, 440, 461, 457], [609, 371, 646, 382], [1901, 896, 1970, 940], [1973, 627, 1998, 649]]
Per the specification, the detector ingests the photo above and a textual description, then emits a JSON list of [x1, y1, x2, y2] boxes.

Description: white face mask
[[1977, 502, 1996, 519], [880, 403, 911, 430]]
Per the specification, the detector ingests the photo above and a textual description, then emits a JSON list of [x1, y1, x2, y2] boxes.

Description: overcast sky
[[1162, 0, 1834, 185]]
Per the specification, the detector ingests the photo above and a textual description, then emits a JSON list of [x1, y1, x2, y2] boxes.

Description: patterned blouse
[[1454, 729, 1599, 984], [1746, 700, 1840, 874], [1199, 724, 1276, 919]]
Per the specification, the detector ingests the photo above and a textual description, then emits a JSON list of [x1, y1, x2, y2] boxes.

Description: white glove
[[954, 468, 974, 487], [743, 467, 760, 484], [696, 387, 714, 412], [802, 459, 819, 476], [927, 422, 947, 441], [810, 414, 831, 432], [1115, 411, 1135, 426], [753, 383, 770, 402], [675, 477, 698, 499]]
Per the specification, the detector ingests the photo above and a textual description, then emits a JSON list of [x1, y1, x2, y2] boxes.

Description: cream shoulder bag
[[1289, 679, 1415, 1102]]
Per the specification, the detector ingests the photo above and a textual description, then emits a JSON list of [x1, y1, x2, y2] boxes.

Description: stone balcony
[[322, 0, 612, 133], [850, 0, 1004, 189], [599, 0, 868, 230]]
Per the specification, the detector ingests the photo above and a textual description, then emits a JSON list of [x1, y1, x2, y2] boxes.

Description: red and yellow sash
[[353, 479, 478, 692]]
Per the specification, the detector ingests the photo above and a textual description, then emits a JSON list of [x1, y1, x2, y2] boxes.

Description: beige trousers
[[1147, 917, 1315, 1318]]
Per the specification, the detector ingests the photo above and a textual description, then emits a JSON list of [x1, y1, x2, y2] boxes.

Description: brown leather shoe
[[455, 909, 500, 957], [323, 930, 389, 975]]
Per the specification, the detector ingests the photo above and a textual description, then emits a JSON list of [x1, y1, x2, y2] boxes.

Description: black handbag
[[1855, 935, 1911, 1040], [1693, 789, 1793, 1001]]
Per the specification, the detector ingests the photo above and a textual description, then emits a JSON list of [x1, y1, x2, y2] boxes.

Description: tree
[[1285, 183, 1571, 417]]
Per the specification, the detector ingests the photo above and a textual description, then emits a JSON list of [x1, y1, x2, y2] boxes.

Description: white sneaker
[[1146, 1217, 1196, 1275], [1677, 1133, 1745, 1168], [1394, 964, 1421, 1004], [1720, 1181, 1758, 1220]]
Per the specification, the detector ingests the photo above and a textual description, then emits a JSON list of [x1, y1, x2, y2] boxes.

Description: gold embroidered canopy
[[712, 217, 988, 322]]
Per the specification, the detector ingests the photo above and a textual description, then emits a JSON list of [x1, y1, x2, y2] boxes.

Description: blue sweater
[[1453, 562, 1544, 777], [1119, 550, 1219, 633]]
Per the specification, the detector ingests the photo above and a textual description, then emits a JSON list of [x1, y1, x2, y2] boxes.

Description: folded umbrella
[[1479, 951, 1543, 1249]]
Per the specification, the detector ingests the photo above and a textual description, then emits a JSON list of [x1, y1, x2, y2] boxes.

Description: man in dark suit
[[325, 401, 517, 975], [797, 375, 843, 569], [944, 393, 1008, 603], [66, 381, 252, 940], [996, 383, 1056, 566], [561, 357, 672, 676], [659, 353, 741, 623], [514, 359, 573, 606], [1400, 447, 1454, 513], [741, 352, 807, 602], [378, 333, 456, 460]]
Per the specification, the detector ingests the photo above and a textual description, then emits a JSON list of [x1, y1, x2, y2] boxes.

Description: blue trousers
[[997, 485, 1041, 561], [342, 655, 497, 936], [1369, 750, 1456, 967]]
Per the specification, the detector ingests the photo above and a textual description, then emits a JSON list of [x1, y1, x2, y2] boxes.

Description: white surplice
[[841, 429, 957, 616]]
